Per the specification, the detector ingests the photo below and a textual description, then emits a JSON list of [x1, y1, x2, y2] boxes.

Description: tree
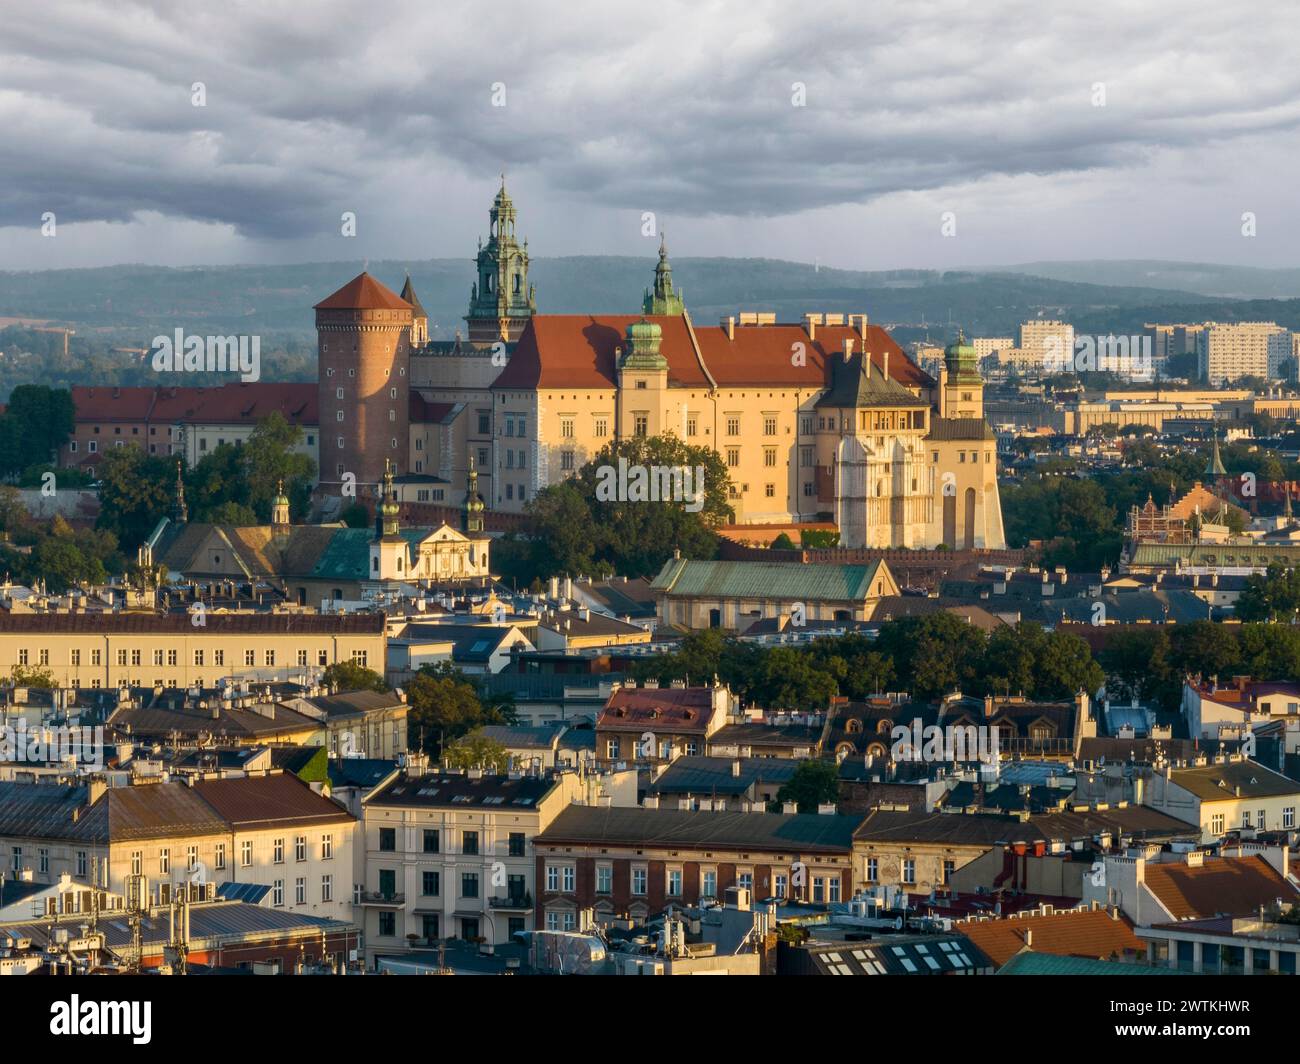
[[405, 664, 515, 756], [242, 412, 316, 520], [770, 532, 796, 550], [875, 613, 987, 699], [0, 386, 74, 474], [322, 661, 389, 693], [10, 663, 56, 689], [443, 734, 512, 773], [95, 447, 174, 547], [776, 759, 840, 814], [340, 503, 370, 529]]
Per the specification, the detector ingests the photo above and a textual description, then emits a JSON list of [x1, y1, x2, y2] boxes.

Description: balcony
[[489, 893, 532, 910], [357, 891, 405, 906]]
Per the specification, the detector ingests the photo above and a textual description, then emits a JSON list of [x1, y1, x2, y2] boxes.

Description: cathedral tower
[[466, 177, 536, 343], [315, 272, 413, 494]]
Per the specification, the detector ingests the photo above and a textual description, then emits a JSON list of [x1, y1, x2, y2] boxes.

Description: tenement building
[[309, 179, 1005, 549]]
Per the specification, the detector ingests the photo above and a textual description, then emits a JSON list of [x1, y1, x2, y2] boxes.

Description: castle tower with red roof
[[314, 272, 413, 494]]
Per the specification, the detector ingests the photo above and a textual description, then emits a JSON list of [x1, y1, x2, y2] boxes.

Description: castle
[[313, 179, 1005, 550]]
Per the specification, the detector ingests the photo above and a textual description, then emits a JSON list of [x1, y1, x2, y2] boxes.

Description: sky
[[2, 0, 1299, 272]]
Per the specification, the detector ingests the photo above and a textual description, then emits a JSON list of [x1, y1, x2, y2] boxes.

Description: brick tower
[[314, 272, 413, 495]]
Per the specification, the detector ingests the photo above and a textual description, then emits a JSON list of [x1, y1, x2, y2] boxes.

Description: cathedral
[[312, 179, 1005, 550]]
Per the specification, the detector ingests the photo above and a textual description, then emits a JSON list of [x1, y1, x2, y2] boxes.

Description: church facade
[[314, 180, 1006, 550]]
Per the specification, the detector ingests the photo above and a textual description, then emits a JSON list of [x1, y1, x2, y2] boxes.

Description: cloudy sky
[[2, 0, 1299, 272]]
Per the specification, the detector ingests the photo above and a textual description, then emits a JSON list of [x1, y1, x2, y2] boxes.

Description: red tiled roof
[[72, 384, 317, 427], [598, 686, 719, 733], [153, 382, 317, 425], [1143, 855, 1299, 919], [314, 272, 412, 312], [958, 907, 1144, 968], [191, 773, 354, 829], [71, 386, 157, 421], [492, 315, 931, 392]]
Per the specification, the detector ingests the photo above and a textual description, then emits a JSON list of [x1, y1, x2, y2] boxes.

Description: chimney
[[984, 694, 995, 718], [858, 314, 869, 341], [1024, 929, 1032, 947], [725, 316, 735, 341], [731, 759, 741, 778], [804, 313, 819, 341], [882, 350, 889, 380], [844, 337, 854, 363]]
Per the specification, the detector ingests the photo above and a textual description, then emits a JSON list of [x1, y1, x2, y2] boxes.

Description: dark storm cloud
[[1, 0, 1298, 255]]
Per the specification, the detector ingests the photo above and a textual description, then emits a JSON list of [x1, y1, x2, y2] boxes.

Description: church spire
[[643, 232, 685, 315], [171, 460, 188, 524], [467, 178, 534, 342], [462, 455, 485, 534], [377, 459, 401, 539]]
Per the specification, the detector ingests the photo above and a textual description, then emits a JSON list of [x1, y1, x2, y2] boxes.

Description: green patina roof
[[997, 953, 1186, 976], [309, 527, 429, 581], [651, 558, 891, 602], [1131, 542, 1300, 568]]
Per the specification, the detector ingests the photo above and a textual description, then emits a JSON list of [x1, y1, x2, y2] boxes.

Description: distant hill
[[981, 260, 1300, 301], [3, 258, 1300, 351], [0, 258, 1232, 344]]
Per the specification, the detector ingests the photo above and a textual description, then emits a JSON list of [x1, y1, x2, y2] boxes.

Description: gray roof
[[366, 771, 557, 810], [477, 724, 564, 750], [853, 806, 1198, 846], [5, 900, 350, 952], [536, 805, 863, 854], [647, 756, 801, 796]]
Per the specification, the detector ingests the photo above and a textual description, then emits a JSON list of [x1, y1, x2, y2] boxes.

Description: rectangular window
[[422, 871, 440, 896], [379, 828, 396, 852], [632, 867, 647, 895], [462, 831, 479, 855], [461, 872, 479, 899], [273, 880, 284, 907], [215, 844, 225, 870], [321, 875, 333, 903], [274, 838, 284, 864], [667, 869, 682, 896], [560, 417, 574, 438], [423, 829, 440, 854], [594, 416, 608, 437], [634, 415, 648, 437], [295, 836, 306, 862], [866, 857, 878, 882], [726, 416, 741, 436], [508, 832, 525, 857], [596, 866, 612, 894], [726, 448, 740, 468], [1285, 808, 1296, 829], [322, 834, 333, 860], [763, 415, 777, 436], [295, 878, 306, 905]]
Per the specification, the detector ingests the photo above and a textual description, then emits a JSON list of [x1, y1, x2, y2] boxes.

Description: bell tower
[[466, 176, 536, 343]]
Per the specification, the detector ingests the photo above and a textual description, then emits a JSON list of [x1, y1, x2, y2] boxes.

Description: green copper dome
[[621, 317, 668, 371], [944, 329, 981, 383]]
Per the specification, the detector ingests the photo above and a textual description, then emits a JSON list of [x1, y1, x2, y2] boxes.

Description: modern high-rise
[[1195, 321, 1289, 385], [1018, 320, 1075, 374]]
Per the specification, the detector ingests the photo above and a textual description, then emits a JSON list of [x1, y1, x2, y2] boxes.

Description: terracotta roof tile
[[958, 907, 1144, 968], [1143, 855, 1299, 919], [491, 315, 932, 392], [313, 272, 412, 312]]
